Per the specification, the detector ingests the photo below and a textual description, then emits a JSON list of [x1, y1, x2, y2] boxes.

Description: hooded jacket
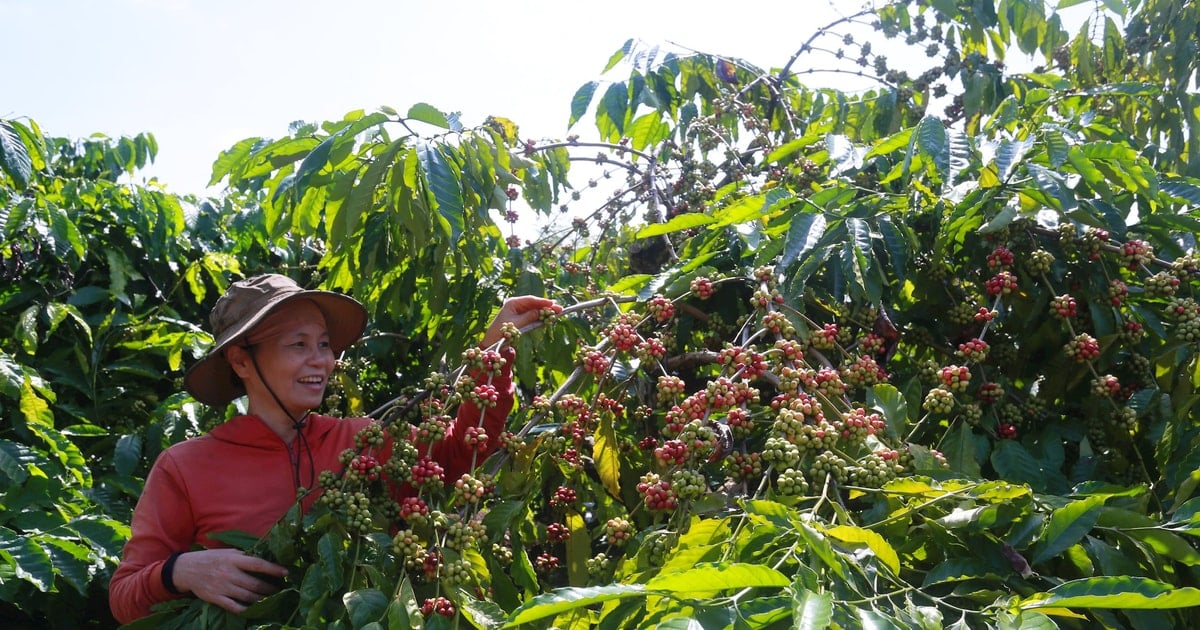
[[108, 349, 513, 623]]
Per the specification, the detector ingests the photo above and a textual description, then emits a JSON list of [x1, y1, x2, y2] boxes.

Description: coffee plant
[[4, 0, 1200, 628]]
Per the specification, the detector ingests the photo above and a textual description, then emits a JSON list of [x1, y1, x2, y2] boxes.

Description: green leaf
[[792, 587, 833, 630], [344, 588, 388, 627], [996, 136, 1034, 183], [17, 305, 38, 355], [868, 384, 907, 439], [712, 189, 792, 227], [0, 439, 29, 485], [942, 422, 982, 478], [916, 116, 950, 183], [1020, 577, 1200, 609], [990, 440, 1045, 489], [569, 81, 598, 128], [505, 585, 645, 626], [778, 211, 827, 270], [406, 103, 452, 130], [416, 142, 465, 244], [0, 526, 54, 591], [646, 563, 790, 592], [636, 213, 715, 238], [42, 536, 94, 595], [114, 434, 142, 477], [0, 119, 33, 189], [1030, 496, 1104, 565], [597, 81, 629, 142]]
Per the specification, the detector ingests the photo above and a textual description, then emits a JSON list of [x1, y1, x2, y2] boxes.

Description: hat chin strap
[[248, 349, 315, 491]]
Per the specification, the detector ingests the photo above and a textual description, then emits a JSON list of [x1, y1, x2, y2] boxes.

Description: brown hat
[[183, 274, 368, 406]]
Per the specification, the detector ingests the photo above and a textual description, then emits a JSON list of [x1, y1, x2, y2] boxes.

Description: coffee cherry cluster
[[416, 414, 449, 444], [451, 473, 487, 505], [1119, 239, 1154, 270], [763, 311, 795, 336], [643, 532, 676, 567], [923, 387, 956, 414], [810, 450, 848, 483], [586, 553, 612, 581], [985, 271, 1018, 296], [637, 337, 667, 362], [399, 496, 430, 525], [775, 467, 811, 495], [837, 407, 884, 443], [976, 382, 1004, 405], [724, 450, 763, 482], [1079, 227, 1109, 260], [654, 439, 689, 467], [949, 301, 977, 325], [1050, 294, 1077, 320], [840, 354, 886, 388], [813, 368, 847, 397], [411, 457, 445, 491], [607, 320, 640, 352], [1091, 374, 1121, 398], [656, 375, 687, 402], [1146, 271, 1181, 297], [464, 426, 489, 452], [996, 422, 1019, 440], [671, 469, 707, 500], [1064, 333, 1100, 362], [421, 596, 455, 618], [581, 349, 610, 375], [646, 294, 675, 322], [987, 246, 1014, 271], [750, 288, 785, 310], [550, 485, 577, 508], [956, 339, 990, 363], [1025, 249, 1055, 275], [392, 530, 426, 564], [808, 323, 840, 350], [762, 436, 803, 468], [1107, 279, 1129, 306], [344, 491, 373, 532], [637, 473, 678, 510], [470, 384, 500, 408], [847, 452, 902, 487], [690, 276, 715, 299], [348, 454, 383, 483], [546, 521, 570, 543], [354, 422, 385, 449], [939, 365, 971, 392]]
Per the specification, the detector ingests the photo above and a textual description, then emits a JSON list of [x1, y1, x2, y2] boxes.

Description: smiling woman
[[106, 274, 557, 623]]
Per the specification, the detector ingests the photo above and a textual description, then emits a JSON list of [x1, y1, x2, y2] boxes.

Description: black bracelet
[[162, 552, 184, 595]]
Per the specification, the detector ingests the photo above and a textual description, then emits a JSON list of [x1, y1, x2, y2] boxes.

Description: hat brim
[[183, 290, 367, 406]]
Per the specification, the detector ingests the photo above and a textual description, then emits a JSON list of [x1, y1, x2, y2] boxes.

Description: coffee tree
[[4, 0, 1200, 628]]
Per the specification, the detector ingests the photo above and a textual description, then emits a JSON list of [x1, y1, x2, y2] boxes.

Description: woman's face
[[232, 301, 336, 420]]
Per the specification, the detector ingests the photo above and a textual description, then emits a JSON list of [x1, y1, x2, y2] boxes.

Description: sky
[[3, 0, 894, 196]]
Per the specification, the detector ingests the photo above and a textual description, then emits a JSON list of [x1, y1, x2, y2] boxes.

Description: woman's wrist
[[162, 551, 185, 595]]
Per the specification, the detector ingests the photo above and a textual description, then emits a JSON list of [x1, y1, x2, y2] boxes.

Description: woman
[[108, 274, 555, 623]]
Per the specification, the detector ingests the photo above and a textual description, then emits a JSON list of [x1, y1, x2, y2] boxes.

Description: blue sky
[[4, 0, 921, 195]]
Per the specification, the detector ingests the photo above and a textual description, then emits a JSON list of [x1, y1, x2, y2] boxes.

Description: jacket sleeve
[[108, 450, 197, 623], [433, 345, 516, 482]]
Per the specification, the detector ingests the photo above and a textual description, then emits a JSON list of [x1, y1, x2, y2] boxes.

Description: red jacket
[[108, 356, 513, 623]]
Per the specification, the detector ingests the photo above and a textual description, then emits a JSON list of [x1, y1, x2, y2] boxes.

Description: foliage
[[2, 0, 1200, 628]]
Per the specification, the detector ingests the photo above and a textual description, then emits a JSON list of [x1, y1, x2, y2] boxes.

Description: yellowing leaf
[[592, 417, 621, 499], [565, 510, 590, 587], [825, 525, 901, 576]]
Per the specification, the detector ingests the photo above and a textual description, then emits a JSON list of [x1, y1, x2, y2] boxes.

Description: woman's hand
[[170, 548, 288, 615], [481, 296, 560, 348]]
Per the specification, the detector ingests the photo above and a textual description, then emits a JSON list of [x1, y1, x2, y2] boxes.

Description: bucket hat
[[183, 274, 368, 406]]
